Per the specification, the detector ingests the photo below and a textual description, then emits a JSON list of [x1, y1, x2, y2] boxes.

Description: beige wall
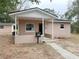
[[45, 22, 52, 34], [18, 19, 41, 35], [45, 21, 52, 38], [15, 19, 42, 43], [18, 19, 53, 36], [53, 23, 71, 38], [15, 19, 71, 43]]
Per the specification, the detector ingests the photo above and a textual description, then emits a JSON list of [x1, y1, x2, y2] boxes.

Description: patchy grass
[[70, 34, 79, 44], [55, 34, 79, 56], [0, 34, 64, 59]]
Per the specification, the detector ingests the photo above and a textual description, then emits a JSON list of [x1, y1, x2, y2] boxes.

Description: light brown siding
[[15, 19, 42, 43], [18, 19, 41, 35], [53, 23, 71, 39], [45, 21, 52, 38]]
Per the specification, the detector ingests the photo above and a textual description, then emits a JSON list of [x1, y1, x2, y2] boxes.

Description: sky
[[30, 0, 74, 15]]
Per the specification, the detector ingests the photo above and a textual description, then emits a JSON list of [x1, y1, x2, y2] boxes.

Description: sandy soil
[[54, 34, 79, 56], [70, 34, 79, 44], [0, 33, 64, 59]]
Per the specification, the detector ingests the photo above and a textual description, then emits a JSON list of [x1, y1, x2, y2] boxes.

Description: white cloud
[[30, 0, 74, 15]]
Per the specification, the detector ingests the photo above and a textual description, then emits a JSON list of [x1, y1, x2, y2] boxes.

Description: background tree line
[[65, 0, 79, 33]]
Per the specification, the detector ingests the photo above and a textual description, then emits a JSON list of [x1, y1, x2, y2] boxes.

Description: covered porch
[[9, 7, 56, 44], [15, 17, 53, 43]]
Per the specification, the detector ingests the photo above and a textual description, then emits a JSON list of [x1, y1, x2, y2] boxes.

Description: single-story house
[[9, 7, 71, 44]]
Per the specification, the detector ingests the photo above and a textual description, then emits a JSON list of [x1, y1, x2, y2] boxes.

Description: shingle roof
[[9, 7, 70, 23], [9, 7, 57, 17], [55, 18, 70, 21]]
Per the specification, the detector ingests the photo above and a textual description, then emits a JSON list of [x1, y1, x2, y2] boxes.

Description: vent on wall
[[60, 24, 64, 29]]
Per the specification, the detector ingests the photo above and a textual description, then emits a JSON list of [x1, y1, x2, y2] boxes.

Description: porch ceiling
[[18, 17, 52, 22]]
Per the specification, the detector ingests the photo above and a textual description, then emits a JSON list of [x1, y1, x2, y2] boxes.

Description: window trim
[[60, 24, 64, 29], [25, 23, 35, 32]]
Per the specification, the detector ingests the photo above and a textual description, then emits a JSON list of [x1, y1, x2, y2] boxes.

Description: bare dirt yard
[[55, 34, 79, 56], [70, 34, 79, 44], [0, 33, 64, 59]]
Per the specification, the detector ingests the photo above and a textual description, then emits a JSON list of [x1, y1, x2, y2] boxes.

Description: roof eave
[[54, 21, 71, 23], [9, 7, 57, 19]]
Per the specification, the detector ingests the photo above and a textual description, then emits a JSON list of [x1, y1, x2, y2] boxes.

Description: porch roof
[[9, 7, 71, 23], [9, 7, 57, 18]]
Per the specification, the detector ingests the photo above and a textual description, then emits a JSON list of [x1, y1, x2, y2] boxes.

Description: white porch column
[[15, 16, 17, 36], [42, 18, 45, 36], [52, 19, 54, 39]]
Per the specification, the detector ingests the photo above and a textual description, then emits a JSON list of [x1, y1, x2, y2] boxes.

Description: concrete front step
[[40, 37, 54, 43]]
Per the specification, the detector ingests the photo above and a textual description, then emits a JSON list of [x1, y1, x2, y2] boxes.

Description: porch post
[[15, 16, 17, 36], [42, 18, 45, 36], [17, 18, 19, 34], [52, 19, 54, 39]]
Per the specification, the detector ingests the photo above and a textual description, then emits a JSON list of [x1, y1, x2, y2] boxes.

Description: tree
[[71, 20, 79, 33], [43, 8, 58, 17], [0, 0, 52, 23], [0, 0, 40, 23], [65, 0, 79, 20], [65, 0, 79, 33], [0, 0, 18, 22]]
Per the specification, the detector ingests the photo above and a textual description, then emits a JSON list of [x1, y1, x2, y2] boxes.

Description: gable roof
[[9, 7, 57, 18], [9, 7, 70, 23]]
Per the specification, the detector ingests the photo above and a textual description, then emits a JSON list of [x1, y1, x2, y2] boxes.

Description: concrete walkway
[[47, 43, 79, 59]]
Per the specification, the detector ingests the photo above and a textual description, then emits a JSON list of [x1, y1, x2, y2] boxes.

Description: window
[[0, 25, 4, 29], [26, 24, 34, 31], [60, 24, 64, 29]]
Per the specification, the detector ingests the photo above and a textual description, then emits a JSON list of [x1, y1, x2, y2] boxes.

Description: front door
[[39, 23, 42, 35]]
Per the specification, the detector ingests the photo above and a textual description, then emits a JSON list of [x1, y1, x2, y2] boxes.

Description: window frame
[[25, 23, 35, 32], [60, 24, 64, 29]]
